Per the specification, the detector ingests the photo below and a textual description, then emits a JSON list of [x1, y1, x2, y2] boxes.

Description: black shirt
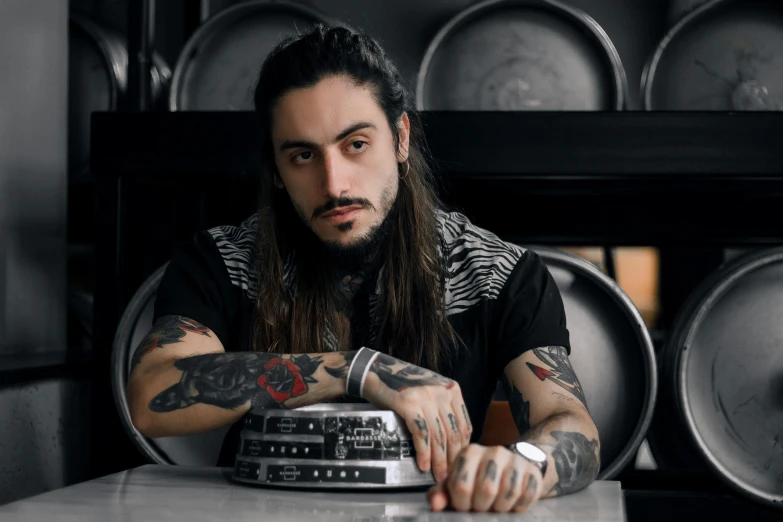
[[153, 209, 571, 465]]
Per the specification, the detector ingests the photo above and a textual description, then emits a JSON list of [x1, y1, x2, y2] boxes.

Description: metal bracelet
[[346, 347, 380, 398]]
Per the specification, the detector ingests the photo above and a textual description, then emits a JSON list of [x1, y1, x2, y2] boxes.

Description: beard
[[321, 191, 397, 269], [290, 183, 399, 271]]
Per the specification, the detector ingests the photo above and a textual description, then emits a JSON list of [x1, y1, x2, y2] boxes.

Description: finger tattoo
[[436, 417, 445, 452], [455, 456, 468, 482], [461, 404, 472, 430], [448, 413, 460, 434], [527, 474, 538, 495], [506, 469, 519, 499], [516, 474, 538, 509], [414, 415, 429, 446], [485, 460, 498, 482]]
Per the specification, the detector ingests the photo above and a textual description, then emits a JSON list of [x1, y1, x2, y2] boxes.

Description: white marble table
[[0, 465, 626, 521]]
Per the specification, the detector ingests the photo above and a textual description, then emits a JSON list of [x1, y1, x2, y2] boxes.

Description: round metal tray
[[643, 0, 783, 110], [169, 0, 344, 111], [661, 247, 783, 508], [417, 0, 627, 111]]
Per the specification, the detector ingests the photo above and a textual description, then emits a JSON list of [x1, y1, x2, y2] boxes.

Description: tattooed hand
[[426, 444, 543, 514], [360, 354, 472, 482]]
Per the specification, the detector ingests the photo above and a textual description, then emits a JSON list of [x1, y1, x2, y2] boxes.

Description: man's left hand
[[426, 443, 544, 513]]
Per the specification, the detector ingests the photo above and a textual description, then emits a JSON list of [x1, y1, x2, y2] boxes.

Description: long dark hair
[[251, 24, 458, 372]]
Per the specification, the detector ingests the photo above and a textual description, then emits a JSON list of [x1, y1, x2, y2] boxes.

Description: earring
[[399, 160, 410, 180]]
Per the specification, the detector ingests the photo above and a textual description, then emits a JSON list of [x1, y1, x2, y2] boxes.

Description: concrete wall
[[0, 0, 67, 358], [0, 0, 88, 507], [0, 379, 92, 506]]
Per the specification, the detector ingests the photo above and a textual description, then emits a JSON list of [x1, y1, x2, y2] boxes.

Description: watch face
[[515, 442, 547, 463]]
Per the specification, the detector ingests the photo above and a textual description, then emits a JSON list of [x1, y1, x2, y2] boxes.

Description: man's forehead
[[272, 78, 385, 142]]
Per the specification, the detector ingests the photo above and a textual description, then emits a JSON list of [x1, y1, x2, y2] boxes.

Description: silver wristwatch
[[508, 441, 548, 478]]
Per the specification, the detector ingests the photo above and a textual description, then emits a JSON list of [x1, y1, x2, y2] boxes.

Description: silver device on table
[[232, 403, 436, 489]]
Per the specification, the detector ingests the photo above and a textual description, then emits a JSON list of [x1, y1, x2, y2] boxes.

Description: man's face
[[271, 75, 410, 251]]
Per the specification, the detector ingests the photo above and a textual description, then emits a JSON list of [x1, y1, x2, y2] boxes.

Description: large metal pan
[[490, 246, 657, 479], [653, 247, 783, 508], [169, 1, 346, 111], [666, 0, 711, 28], [643, 0, 783, 110], [416, 0, 628, 111], [233, 403, 435, 489], [111, 263, 231, 466], [68, 14, 170, 179]]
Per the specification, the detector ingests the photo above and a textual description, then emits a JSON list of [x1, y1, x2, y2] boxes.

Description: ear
[[396, 112, 411, 163], [273, 171, 285, 189]]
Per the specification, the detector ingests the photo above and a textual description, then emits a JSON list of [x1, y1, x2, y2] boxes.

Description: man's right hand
[[361, 354, 473, 483]]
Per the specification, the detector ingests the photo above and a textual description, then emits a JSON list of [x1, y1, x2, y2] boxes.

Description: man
[[127, 24, 600, 514]]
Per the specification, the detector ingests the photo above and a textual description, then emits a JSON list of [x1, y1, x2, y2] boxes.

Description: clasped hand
[[361, 357, 544, 513]]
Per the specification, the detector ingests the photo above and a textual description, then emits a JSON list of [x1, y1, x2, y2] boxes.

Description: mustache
[[312, 197, 373, 219]]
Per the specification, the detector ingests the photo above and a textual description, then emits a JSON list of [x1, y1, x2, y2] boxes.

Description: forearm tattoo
[[503, 376, 531, 435], [369, 353, 453, 391], [131, 315, 211, 371], [324, 350, 357, 379], [526, 346, 588, 410], [548, 431, 600, 496], [148, 351, 355, 413]]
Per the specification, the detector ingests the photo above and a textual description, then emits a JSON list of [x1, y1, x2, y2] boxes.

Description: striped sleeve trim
[[437, 210, 526, 316]]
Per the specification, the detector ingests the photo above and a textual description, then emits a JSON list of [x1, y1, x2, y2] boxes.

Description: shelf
[[91, 111, 783, 245]]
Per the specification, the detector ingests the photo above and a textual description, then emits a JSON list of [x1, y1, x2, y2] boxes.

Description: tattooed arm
[[126, 315, 357, 438], [504, 346, 601, 499], [428, 346, 598, 514]]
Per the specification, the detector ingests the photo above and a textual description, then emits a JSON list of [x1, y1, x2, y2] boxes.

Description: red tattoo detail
[[446, 382, 456, 390], [527, 362, 554, 381], [264, 358, 301, 373], [256, 358, 308, 403], [178, 323, 211, 336], [138, 336, 160, 360]]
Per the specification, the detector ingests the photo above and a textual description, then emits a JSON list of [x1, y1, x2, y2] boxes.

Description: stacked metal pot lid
[[643, 0, 783, 110], [648, 247, 783, 508], [169, 1, 346, 111], [233, 403, 435, 489], [416, 0, 628, 111]]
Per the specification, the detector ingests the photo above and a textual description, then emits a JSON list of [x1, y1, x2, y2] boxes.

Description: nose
[[322, 151, 351, 198]]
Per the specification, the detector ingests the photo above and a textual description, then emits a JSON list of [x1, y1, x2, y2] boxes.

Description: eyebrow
[[279, 121, 378, 151]]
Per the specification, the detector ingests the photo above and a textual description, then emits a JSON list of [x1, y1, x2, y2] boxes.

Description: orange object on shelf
[[561, 246, 660, 327], [480, 401, 520, 447]]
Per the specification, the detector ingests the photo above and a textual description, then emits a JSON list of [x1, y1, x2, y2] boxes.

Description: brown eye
[[294, 151, 313, 163]]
